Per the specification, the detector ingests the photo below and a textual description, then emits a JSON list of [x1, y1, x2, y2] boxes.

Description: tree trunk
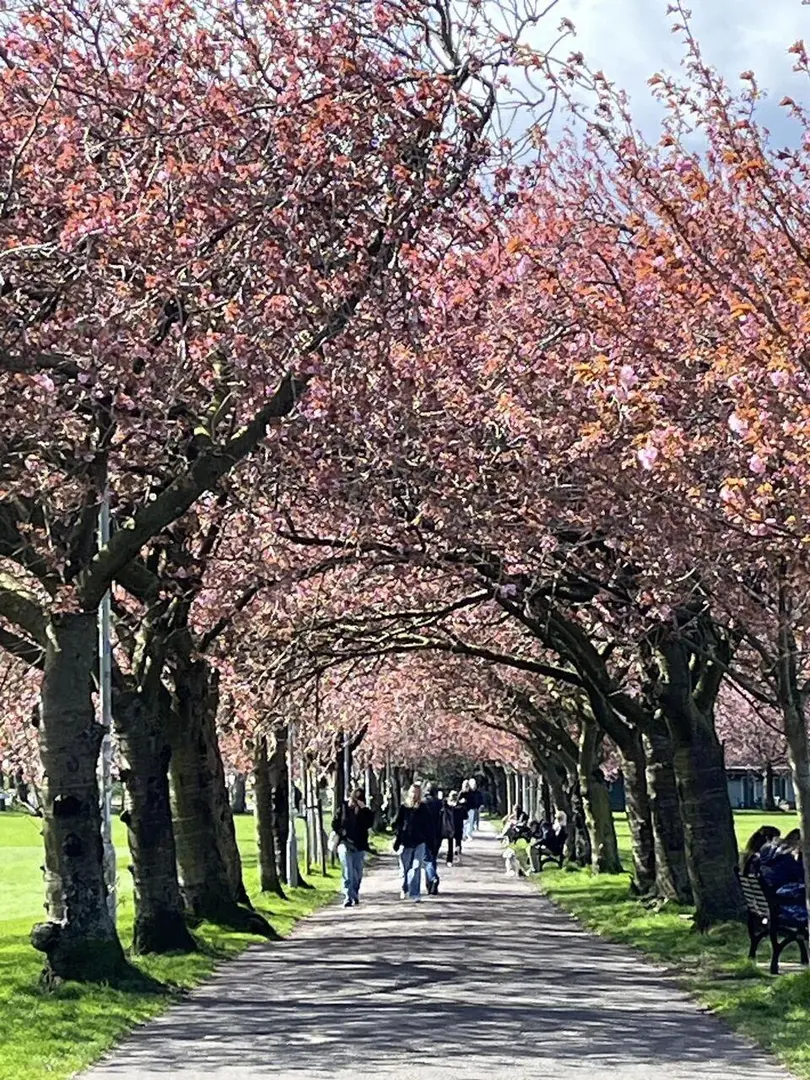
[[776, 583, 810, 924], [644, 717, 692, 904], [764, 760, 776, 812], [569, 777, 591, 867], [669, 721, 742, 926], [578, 718, 622, 874], [115, 690, 196, 954], [390, 766, 404, 823], [30, 612, 127, 983], [657, 630, 742, 928], [367, 767, 385, 831], [254, 735, 285, 898], [269, 725, 289, 885], [230, 773, 247, 815], [620, 731, 656, 894], [170, 660, 273, 934], [540, 775, 552, 822]]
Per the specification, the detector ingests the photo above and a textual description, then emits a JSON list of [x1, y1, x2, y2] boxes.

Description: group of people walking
[[330, 778, 486, 907]]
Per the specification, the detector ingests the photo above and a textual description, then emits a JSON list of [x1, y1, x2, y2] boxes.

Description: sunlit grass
[[0, 810, 341, 1080]]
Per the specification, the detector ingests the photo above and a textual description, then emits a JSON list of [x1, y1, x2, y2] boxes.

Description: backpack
[[441, 805, 455, 840]]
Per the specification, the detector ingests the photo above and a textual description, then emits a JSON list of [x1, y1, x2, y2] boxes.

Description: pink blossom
[[31, 373, 55, 393], [770, 370, 789, 389], [749, 453, 766, 475], [637, 443, 658, 470], [728, 411, 748, 435], [618, 364, 638, 389]]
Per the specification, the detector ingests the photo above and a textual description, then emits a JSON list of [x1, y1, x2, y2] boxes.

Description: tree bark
[[568, 776, 591, 867], [620, 731, 656, 894], [31, 612, 127, 983], [644, 717, 692, 904], [254, 734, 285, 898], [776, 578, 810, 924], [170, 660, 273, 934], [764, 760, 776, 812], [115, 689, 196, 954], [657, 627, 743, 928], [270, 725, 289, 885], [230, 773, 247, 815], [578, 718, 622, 874]]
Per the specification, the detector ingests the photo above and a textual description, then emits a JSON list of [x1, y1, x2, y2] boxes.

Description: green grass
[[524, 809, 810, 1077], [0, 810, 341, 1080]]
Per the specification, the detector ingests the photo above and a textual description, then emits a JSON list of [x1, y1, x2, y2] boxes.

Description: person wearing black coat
[[393, 784, 434, 901], [422, 784, 443, 895], [332, 789, 375, 908]]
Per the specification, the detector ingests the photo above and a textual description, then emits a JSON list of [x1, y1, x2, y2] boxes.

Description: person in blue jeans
[[393, 783, 434, 902], [422, 784, 444, 896], [332, 788, 374, 908]]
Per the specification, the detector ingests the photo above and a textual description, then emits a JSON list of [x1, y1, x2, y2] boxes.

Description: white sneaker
[[413, 896, 421, 903], [400, 889, 407, 900]]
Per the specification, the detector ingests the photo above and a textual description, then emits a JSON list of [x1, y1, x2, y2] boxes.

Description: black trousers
[[446, 835, 463, 862]]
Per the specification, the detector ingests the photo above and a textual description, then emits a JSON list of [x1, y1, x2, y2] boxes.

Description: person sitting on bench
[[499, 806, 530, 844], [528, 810, 567, 872], [760, 829, 807, 927], [741, 825, 781, 877]]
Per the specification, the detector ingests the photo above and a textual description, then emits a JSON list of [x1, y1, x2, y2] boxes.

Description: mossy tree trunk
[[31, 612, 127, 983], [578, 716, 622, 874], [254, 733, 285, 898], [116, 689, 196, 954], [170, 659, 273, 933], [644, 716, 692, 904], [655, 616, 743, 928]]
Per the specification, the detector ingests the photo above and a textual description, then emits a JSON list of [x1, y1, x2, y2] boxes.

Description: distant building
[[726, 766, 794, 810], [607, 766, 794, 813]]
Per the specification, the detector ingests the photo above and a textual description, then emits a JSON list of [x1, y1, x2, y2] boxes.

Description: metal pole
[[286, 721, 300, 886], [98, 488, 116, 922]]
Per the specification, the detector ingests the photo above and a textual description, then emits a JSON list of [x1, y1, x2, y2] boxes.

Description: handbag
[[327, 830, 340, 855]]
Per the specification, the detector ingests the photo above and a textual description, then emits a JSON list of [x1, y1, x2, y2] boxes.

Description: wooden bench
[[526, 840, 565, 873], [741, 873, 810, 975]]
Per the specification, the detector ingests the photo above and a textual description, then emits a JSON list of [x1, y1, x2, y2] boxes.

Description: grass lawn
[[0, 810, 341, 1080], [523, 809, 810, 1077]]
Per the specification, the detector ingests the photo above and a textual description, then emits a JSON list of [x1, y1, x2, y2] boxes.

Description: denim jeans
[[424, 847, 439, 889], [464, 809, 475, 839], [400, 842, 427, 898], [338, 843, 366, 902]]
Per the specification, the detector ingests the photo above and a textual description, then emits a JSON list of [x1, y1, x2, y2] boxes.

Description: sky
[[546, 0, 809, 140]]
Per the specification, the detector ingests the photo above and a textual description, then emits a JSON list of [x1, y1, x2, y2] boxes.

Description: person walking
[[393, 783, 434, 902], [423, 783, 443, 895], [332, 788, 374, 908], [469, 777, 482, 832], [445, 790, 466, 866], [460, 779, 474, 841]]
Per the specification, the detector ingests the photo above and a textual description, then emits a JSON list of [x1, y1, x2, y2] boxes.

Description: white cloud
[[549, 0, 808, 139]]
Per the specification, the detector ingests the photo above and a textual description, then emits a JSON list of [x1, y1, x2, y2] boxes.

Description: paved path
[[85, 828, 793, 1079]]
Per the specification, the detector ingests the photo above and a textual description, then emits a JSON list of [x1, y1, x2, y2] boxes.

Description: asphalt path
[[84, 826, 794, 1079]]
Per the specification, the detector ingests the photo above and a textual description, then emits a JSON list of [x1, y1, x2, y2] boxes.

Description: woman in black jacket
[[332, 788, 375, 908], [393, 784, 434, 901]]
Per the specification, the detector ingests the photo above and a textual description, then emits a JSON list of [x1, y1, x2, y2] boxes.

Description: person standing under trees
[[332, 789, 374, 909], [393, 784, 434, 902], [469, 778, 482, 832]]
